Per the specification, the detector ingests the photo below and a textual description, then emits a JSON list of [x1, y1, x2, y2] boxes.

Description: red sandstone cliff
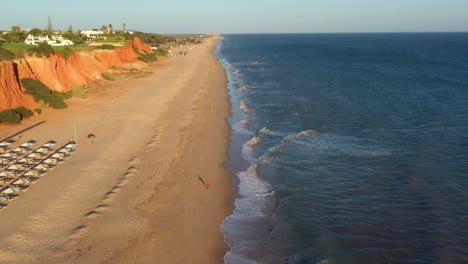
[[0, 38, 152, 111], [0, 62, 39, 111]]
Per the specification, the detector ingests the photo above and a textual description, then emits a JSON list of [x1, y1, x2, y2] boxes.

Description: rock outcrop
[[0, 38, 152, 111]]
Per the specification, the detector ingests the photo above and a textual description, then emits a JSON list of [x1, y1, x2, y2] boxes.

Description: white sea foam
[[232, 121, 254, 136], [238, 84, 248, 90], [244, 136, 262, 147], [237, 163, 270, 197], [282, 129, 318, 143], [217, 39, 276, 264], [259, 126, 284, 137], [242, 135, 260, 159], [222, 163, 275, 264], [255, 190, 276, 197], [279, 130, 392, 157], [259, 144, 284, 164], [240, 100, 249, 112]]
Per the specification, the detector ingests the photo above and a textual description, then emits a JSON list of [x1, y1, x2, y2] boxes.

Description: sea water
[[216, 33, 468, 264]]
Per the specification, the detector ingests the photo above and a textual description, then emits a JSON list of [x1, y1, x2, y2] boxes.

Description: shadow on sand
[[198, 175, 208, 189], [0, 121, 47, 143]]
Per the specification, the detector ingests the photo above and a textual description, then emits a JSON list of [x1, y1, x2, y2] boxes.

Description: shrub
[[100, 44, 115, 50], [58, 46, 74, 60], [71, 85, 87, 98], [21, 78, 50, 95], [13, 106, 33, 118], [29, 42, 54, 58], [102, 72, 115, 81], [20, 78, 68, 109], [34, 108, 42, 114], [137, 53, 157, 63], [41, 94, 68, 108], [153, 49, 168, 57], [52, 90, 72, 99], [39, 100, 50, 108], [133, 45, 157, 63], [0, 110, 21, 123]]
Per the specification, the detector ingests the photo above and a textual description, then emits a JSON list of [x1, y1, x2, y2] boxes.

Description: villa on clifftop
[[80, 30, 104, 41], [24, 34, 74, 46]]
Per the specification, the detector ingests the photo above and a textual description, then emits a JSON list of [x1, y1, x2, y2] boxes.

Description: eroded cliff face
[[0, 62, 39, 111], [0, 38, 152, 111]]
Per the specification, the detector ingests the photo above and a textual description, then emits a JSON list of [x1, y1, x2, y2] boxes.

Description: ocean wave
[[287, 254, 336, 264], [237, 163, 270, 196], [295, 133, 392, 157], [222, 163, 276, 264], [259, 144, 284, 164], [234, 60, 266, 66], [255, 190, 276, 197], [244, 136, 262, 147], [282, 129, 318, 142], [257, 130, 318, 163], [259, 126, 285, 137], [259, 130, 392, 164]]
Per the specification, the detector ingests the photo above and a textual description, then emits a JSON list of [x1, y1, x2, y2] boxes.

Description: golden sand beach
[[0, 36, 233, 264]]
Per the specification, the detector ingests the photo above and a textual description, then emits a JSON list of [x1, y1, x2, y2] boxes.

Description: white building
[[24, 34, 74, 46], [80, 30, 104, 41]]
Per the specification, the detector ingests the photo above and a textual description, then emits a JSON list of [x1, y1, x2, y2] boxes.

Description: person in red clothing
[[206, 180, 211, 189]]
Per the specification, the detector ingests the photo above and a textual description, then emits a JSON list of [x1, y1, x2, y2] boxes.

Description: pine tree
[[47, 16, 53, 37]]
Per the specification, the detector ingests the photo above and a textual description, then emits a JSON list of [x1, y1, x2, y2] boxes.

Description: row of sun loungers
[[0, 140, 76, 211]]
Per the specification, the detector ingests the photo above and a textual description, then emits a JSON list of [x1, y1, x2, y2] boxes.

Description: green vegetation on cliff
[[13, 106, 33, 118], [130, 32, 176, 45], [132, 45, 157, 63], [137, 52, 157, 63], [28, 42, 55, 58], [0, 106, 34, 124], [0, 46, 16, 60], [153, 49, 168, 57], [21, 78, 68, 109], [0, 110, 22, 124], [100, 44, 115, 50]]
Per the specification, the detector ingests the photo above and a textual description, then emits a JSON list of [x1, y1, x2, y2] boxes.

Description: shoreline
[[0, 36, 233, 263]]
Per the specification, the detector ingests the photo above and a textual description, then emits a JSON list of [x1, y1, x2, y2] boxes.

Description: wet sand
[[0, 36, 233, 264]]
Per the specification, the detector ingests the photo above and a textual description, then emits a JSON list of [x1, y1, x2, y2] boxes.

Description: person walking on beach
[[206, 180, 211, 189]]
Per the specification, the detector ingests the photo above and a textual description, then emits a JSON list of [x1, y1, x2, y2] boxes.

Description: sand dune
[[0, 36, 233, 264]]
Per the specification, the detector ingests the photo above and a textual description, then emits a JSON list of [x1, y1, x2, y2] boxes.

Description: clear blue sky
[[1, 0, 467, 33]]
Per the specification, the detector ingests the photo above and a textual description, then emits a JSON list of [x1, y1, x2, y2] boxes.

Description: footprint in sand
[[84, 210, 100, 218], [146, 126, 161, 148]]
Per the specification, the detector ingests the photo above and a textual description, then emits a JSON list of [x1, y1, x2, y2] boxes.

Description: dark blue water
[[217, 33, 468, 264]]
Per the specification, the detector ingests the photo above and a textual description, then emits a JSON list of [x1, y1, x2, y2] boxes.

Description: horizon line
[[215, 31, 468, 35]]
